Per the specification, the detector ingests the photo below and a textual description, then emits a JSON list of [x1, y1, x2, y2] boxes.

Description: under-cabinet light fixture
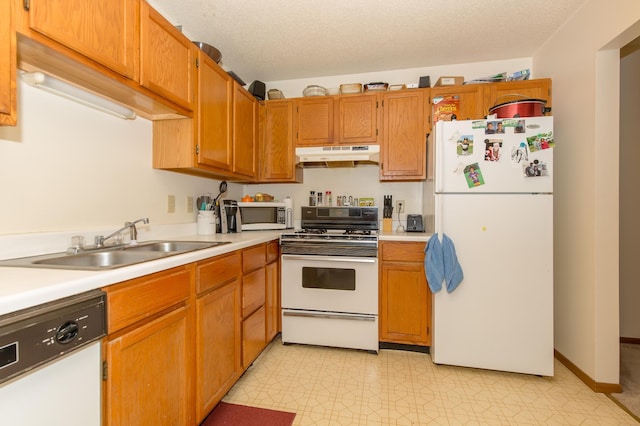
[[21, 72, 137, 120]]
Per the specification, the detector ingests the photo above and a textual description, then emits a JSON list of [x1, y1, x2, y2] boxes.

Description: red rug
[[200, 402, 296, 426]]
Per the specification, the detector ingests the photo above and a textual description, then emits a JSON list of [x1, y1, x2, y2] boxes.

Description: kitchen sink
[[0, 240, 231, 271], [33, 250, 167, 269], [124, 241, 219, 253]]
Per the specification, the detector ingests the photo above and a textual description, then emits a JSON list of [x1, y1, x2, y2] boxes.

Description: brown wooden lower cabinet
[[265, 260, 280, 341], [195, 277, 242, 423], [102, 265, 193, 426], [379, 241, 432, 346], [102, 239, 281, 425]]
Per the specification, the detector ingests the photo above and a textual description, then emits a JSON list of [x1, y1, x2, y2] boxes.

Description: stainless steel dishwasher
[[0, 290, 106, 426]]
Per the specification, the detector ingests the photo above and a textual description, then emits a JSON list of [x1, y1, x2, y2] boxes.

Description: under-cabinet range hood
[[295, 145, 380, 168]]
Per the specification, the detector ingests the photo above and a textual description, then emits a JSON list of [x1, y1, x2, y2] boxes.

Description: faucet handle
[[94, 235, 105, 247]]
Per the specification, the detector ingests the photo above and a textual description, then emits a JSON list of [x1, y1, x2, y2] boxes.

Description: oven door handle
[[281, 255, 377, 263], [282, 311, 376, 321]]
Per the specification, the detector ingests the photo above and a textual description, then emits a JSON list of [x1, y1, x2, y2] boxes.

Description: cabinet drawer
[[197, 251, 241, 294], [242, 267, 265, 318], [242, 305, 266, 368], [104, 265, 191, 333], [242, 244, 266, 274], [381, 241, 427, 262], [266, 240, 279, 263]]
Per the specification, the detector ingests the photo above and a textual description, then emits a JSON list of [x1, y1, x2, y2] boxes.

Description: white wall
[[0, 78, 243, 236], [534, 0, 640, 384], [249, 57, 532, 228], [620, 47, 640, 339]]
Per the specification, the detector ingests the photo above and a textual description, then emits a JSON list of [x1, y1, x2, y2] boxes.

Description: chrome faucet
[[95, 218, 150, 248]]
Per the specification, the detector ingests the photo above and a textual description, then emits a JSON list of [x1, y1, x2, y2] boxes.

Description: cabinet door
[[262, 100, 300, 182], [28, 0, 139, 80], [485, 78, 552, 115], [105, 306, 192, 426], [140, 0, 194, 110], [196, 279, 241, 422], [243, 305, 266, 368], [0, 0, 16, 126], [265, 260, 280, 341], [197, 52, 233, 171], [295, 97, 335, 146], [243, 267, 266, 318], [233, 82, 258, 179], [337, 93, 379, 144], [379, 241, 431, 346], [380, 90, 426, 181], [431, 85, 485, 127]]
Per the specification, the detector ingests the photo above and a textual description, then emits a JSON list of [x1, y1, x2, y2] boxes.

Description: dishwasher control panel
[[0, 290, 106, 385]]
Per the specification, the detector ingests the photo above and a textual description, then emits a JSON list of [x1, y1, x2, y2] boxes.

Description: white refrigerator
[[432, 116, 554, 376]]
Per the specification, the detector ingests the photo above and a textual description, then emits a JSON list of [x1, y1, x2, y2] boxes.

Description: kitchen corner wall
[[0, 79, 241, 236]]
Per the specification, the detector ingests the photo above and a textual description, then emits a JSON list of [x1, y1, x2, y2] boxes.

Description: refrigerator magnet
[[527, 132, 554, 152], [510, 142, 529, 164], [486, 121, 502, 134], [464, 163, 485, 187], [523, 159, 549, 177], [456, 135, 474, 156], [484, 139, 503, 162]]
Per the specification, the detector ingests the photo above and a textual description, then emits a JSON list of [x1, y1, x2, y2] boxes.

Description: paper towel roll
[[284, 196, 294, 228]]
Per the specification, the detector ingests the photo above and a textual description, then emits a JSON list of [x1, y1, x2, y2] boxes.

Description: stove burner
[[295, 228, 375, 236], [345, 229, 373, 235], [295, 229, 327, 234]]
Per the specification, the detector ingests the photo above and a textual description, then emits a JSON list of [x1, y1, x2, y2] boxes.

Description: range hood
[[295, 145, 380, 168]]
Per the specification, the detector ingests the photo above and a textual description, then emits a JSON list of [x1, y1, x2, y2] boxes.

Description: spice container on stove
[[317, 191, 323, 206], [309, 191, 316, 206], [326, 191, 332, 206]]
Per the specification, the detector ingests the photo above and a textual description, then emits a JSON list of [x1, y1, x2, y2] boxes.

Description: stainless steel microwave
[[237, 202, 289, 230]]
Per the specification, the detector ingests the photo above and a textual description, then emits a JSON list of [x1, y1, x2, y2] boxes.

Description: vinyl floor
[[223, 337, 637, 425]]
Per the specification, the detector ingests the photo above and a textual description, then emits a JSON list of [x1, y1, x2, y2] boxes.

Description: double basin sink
[[0, 241, 231, 271]]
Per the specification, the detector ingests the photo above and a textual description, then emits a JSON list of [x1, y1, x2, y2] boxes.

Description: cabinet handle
[[23, 0, 30, 11]]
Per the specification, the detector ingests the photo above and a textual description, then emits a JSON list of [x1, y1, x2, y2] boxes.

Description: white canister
[[197, 210, 216, 235]]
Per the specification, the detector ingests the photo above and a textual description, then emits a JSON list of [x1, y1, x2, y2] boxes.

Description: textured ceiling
[[147, 0, 586, 83]]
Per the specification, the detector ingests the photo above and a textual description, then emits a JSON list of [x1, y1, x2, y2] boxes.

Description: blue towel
[[442, 234, 464, 293], [424, 234, 444, 293]]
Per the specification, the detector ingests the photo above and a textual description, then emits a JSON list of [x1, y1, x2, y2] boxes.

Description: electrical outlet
[[167, 195, 175, 213], [396, 200, 405, 213], [186, 196, 194, 213]]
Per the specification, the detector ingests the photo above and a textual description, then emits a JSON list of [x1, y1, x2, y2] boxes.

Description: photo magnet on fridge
[[526, 132, 554, 152], [484, 139, 502, 162], [456, 135, 474, 156], [464, 163, 485, 187]]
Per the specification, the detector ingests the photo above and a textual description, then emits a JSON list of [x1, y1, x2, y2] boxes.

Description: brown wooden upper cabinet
[[26, 0, 139, 80], [295, 96, 335, 146], [232, 81, 258, 179], [380, 89, 427, 181], [336, 93, 380, 145], [140, 0, 195, 111], [153, 51, 260, 182], [429, 84, 485, 132], [15, 0, 194, 118], [294, 92, 380, 146], [484, 78, 552, 117], [196, 52, 233, 172], [0, 0, 16, 126], [261, 99, 302, 182]]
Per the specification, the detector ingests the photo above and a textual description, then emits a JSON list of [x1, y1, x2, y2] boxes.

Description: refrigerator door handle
[[435, 123, 444, 194], [435, 195, 443, 235]]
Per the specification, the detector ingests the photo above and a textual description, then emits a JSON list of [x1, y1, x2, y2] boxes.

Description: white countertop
[[0, 227, 431, 316], [0, 230, 281, 316]]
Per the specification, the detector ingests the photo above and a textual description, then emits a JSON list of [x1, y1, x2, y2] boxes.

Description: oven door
[[280, 254, 378, 314]]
